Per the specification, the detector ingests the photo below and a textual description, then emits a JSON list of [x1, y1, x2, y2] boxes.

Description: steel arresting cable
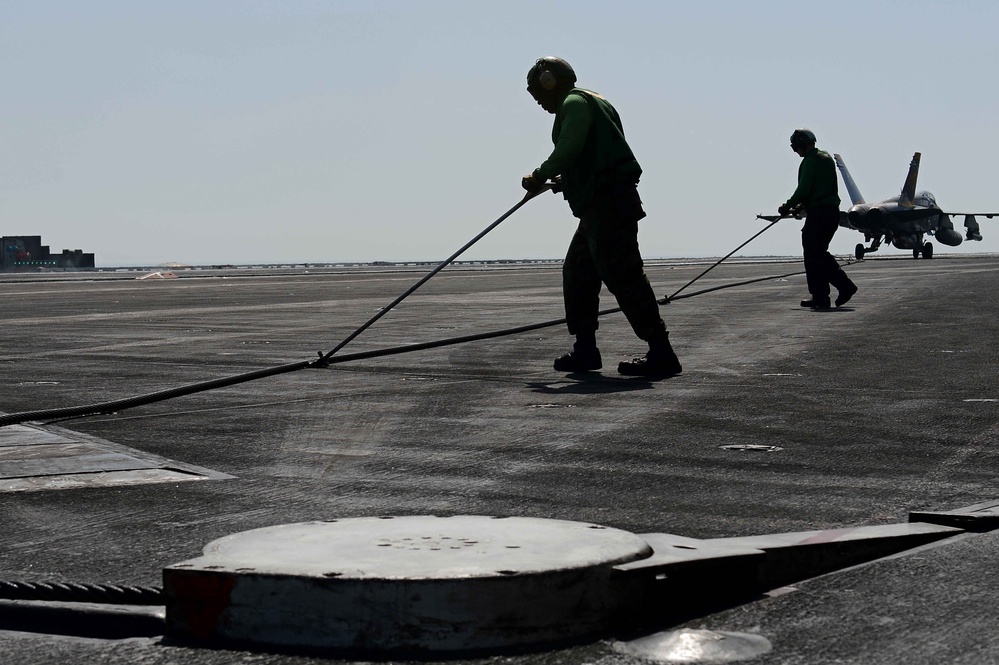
[[667, 216, 783, 300], [0, 267, 807, 429], [0, 211, 802, 429], [0, 580, 163, 605], [0, 360, 314, 427], [314, 186, 554, 367]]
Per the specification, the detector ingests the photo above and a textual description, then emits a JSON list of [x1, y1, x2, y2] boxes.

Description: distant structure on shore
[[1, 235, 95, 271]]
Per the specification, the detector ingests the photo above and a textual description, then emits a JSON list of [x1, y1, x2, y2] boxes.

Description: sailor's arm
[[534, 93, 592, 181], [783, 157, 817, 210]]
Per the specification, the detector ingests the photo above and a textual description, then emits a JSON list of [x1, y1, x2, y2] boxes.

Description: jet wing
[[938, 212, 997, 242]]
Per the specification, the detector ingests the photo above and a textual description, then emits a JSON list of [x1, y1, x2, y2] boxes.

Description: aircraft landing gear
[[922, 241, 933, 259], [857, 236, 883, 261]]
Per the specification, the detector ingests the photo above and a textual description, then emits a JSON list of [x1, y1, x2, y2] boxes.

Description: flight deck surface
[[1, 255, 998, 664]]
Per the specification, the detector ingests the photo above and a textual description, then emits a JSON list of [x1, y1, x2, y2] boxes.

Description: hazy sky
[[4, 0, 999, 267]]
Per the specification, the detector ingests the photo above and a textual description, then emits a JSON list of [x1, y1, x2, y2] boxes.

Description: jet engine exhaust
[[848, 206, 879, 228]]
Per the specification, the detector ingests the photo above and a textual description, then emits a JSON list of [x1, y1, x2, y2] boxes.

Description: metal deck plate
[[0, 422, 232, 492]]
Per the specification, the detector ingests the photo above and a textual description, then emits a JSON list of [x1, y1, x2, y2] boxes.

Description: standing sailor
[[521, 56, 681, 377], [779, 128, 858, 308]]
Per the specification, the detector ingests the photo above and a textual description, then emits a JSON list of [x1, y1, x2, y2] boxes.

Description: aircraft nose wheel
[[920, 242, 933, 259], [855, 244, 865, 261]]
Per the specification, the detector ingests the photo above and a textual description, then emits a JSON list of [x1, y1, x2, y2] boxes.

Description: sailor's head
[[527, 56, 576, 113], [790, 128, 817, 154]]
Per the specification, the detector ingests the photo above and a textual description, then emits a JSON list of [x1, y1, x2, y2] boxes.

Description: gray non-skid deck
[[1, 255, 999, 664]]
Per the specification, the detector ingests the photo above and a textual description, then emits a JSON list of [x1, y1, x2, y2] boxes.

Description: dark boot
[[554, 333, 601, 372], [618, 333, 682, 377], [835, 282, 858, 307], [800, 297, 831, 308]]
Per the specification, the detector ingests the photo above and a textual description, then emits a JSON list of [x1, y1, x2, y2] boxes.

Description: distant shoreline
[[0, 256, 805, 282], [2, 253, 997, 284]]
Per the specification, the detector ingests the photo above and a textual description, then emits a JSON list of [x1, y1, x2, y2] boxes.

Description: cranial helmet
[[527, 56, 577, 93], [790, 128, 817, 148]]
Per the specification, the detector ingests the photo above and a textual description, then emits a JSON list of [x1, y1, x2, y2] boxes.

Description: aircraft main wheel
[[855, 244, 865, 261], [913, 247, 920, 259], [922, 242, 933, 259]]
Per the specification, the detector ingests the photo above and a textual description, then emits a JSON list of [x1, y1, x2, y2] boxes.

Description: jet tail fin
[[899, 152, 921, 207], [833, 154, 865, 205]]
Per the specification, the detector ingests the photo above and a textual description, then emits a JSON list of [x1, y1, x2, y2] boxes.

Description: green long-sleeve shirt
[[785, 148, 840, 211], [534, 89, 642, 216], [536, 93, 593, 181]]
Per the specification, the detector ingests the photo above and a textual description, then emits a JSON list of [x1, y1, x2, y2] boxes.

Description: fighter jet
[[835, 151, 997, 260]]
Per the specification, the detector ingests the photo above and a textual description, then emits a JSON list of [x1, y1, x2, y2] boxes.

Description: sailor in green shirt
[[778, 129, 857, 309], [521, 56, 680, 377]]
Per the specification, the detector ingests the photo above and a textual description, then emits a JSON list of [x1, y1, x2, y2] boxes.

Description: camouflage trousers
[[562, 188, 667, 342]]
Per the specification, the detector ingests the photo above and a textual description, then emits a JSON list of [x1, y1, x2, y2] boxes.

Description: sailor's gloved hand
[[777, 204, 790, 217], [522, 171, 546, 195], [550, 175, 562, 193]]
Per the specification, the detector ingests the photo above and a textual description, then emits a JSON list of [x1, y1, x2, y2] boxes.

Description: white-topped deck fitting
[[164, 515, 653, 653]]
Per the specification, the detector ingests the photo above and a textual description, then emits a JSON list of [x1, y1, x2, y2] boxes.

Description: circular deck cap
[[198, 515, 652, 578]]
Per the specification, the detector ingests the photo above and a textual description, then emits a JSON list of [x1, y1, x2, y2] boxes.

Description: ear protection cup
[[528, 57, 575, 92], [538, 66, 557, 91]]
